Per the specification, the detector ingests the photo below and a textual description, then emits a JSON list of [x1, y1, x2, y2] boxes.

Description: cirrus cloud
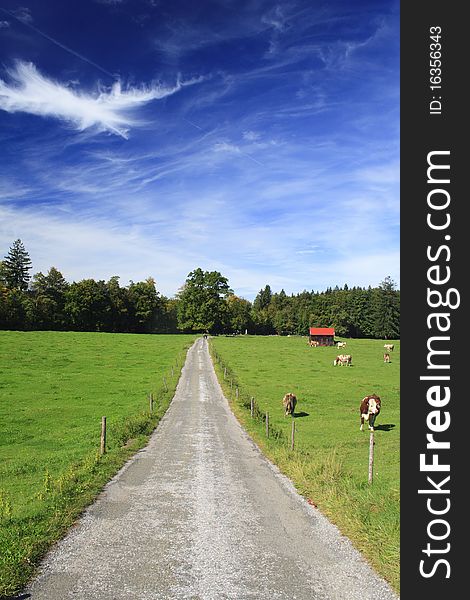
[[0, 61, 201, 138]]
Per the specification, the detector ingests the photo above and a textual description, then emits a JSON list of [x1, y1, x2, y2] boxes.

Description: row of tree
[[0, 240, 400, 338]]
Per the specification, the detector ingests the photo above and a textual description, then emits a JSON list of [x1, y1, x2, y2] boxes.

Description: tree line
[[0, 239, 399, 338]]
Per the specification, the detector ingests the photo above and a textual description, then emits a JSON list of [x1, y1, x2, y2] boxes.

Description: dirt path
[[24, 338, 398, 599]]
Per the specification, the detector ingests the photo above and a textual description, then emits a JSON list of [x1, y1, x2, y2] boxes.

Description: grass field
[[0, 331, 196, 597], [0, 331, 400, 595], [210, 335, 400, 593]]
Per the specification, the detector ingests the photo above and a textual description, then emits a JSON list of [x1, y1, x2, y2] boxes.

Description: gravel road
[[24, 338, 399, 600]]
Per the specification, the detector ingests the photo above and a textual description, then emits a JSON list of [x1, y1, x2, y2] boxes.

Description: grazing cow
[[333, 354, 352, 366], [309, 340, 319, 347], [360, 394, 381, 431], [384, 343, 394, 352], [283, 392, 297, 416], [383, 353, 391, 363], [336, 341, 346, 348]]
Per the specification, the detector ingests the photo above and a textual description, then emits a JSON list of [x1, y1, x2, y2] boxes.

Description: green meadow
[[210, 335, 400, 593], [0, 331, 400, 596], [0, 331, 196, 596]]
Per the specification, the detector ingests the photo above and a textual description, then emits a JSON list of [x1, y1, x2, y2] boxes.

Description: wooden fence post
[[149, 393, 154, 413], [368, 431, 375, 484], [291, 419, 295, 451], [235, 386, 239, 400], [100, 416, 107, 455], [250, 397, 254, 418], [266, 412, 269, 438], [224, 367, 227, 379]]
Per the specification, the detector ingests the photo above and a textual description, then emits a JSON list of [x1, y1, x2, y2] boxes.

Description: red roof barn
[[309, 327, 335, 346]]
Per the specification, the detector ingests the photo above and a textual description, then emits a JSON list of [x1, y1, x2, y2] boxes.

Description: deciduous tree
[[177, 268, 232, 333], [128, 277, 162, 333], [226, 294, 252, 333]]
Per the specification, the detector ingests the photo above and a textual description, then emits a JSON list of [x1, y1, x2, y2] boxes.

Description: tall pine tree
[[2, 239, 32, 291], [373, 276, 400, 339]]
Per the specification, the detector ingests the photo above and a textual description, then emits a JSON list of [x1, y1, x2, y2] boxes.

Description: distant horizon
[[1, 239, 398, 301], [1, 1, 399, 301]]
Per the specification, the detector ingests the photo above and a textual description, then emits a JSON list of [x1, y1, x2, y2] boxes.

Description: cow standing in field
[[383, 353, 391, 363], [333, 354, 352, 366], [336, 341, 346, 348], [384, 343, 394, 352], [360, 394, 381, 431], [283, 393, 297, 416], [309, 340, 319, 347]]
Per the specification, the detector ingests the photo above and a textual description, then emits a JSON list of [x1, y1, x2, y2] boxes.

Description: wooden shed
[[309, 327, 335, 346]]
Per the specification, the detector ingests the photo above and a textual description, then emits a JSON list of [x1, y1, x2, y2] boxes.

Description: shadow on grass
[[293, 411, 309, 418], [375, 423, 396, 432]]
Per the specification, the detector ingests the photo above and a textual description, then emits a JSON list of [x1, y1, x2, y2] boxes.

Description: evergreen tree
[[251, 285, 275, 334], [0, 261, 6, 286], [2, 239, 32, 290], [373, 276, 400, 339], [253, 285, 272, 311]]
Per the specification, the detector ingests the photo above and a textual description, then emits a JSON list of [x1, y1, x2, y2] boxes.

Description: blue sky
[[0, 0, 399, 299]]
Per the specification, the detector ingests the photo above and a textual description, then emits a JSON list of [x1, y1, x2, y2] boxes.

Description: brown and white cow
[[383, 353, 391, 363], [384, 343, 394, 352], [336, 341, 347, 348], [333, 354, 352, 366], [360, 394, 381, 431], [283, 392, 297, 416], [309, 340, 319, 347]]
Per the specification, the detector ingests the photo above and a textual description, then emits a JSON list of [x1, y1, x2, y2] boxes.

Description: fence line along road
[[24, 338, 398, 600]]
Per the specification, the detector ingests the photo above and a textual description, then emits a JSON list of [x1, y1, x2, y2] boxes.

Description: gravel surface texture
[[23, 338, 399, 599]]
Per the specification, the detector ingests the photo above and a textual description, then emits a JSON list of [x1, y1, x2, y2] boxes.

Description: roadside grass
[[0, 331, 196, 597], [210, 335, 400, 594]]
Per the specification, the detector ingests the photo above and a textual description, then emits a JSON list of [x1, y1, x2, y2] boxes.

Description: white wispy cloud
[[0, 138, 400, 297], [12, 7, 33, 24], [0, 61, 201, 138], [0, 203, 190, 291], [0, 179, 32, 200], [213, 140, 264, 166], [0, 3, 399, 298], [242, 130, 261, 141], [261, 5, 288, 32]]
